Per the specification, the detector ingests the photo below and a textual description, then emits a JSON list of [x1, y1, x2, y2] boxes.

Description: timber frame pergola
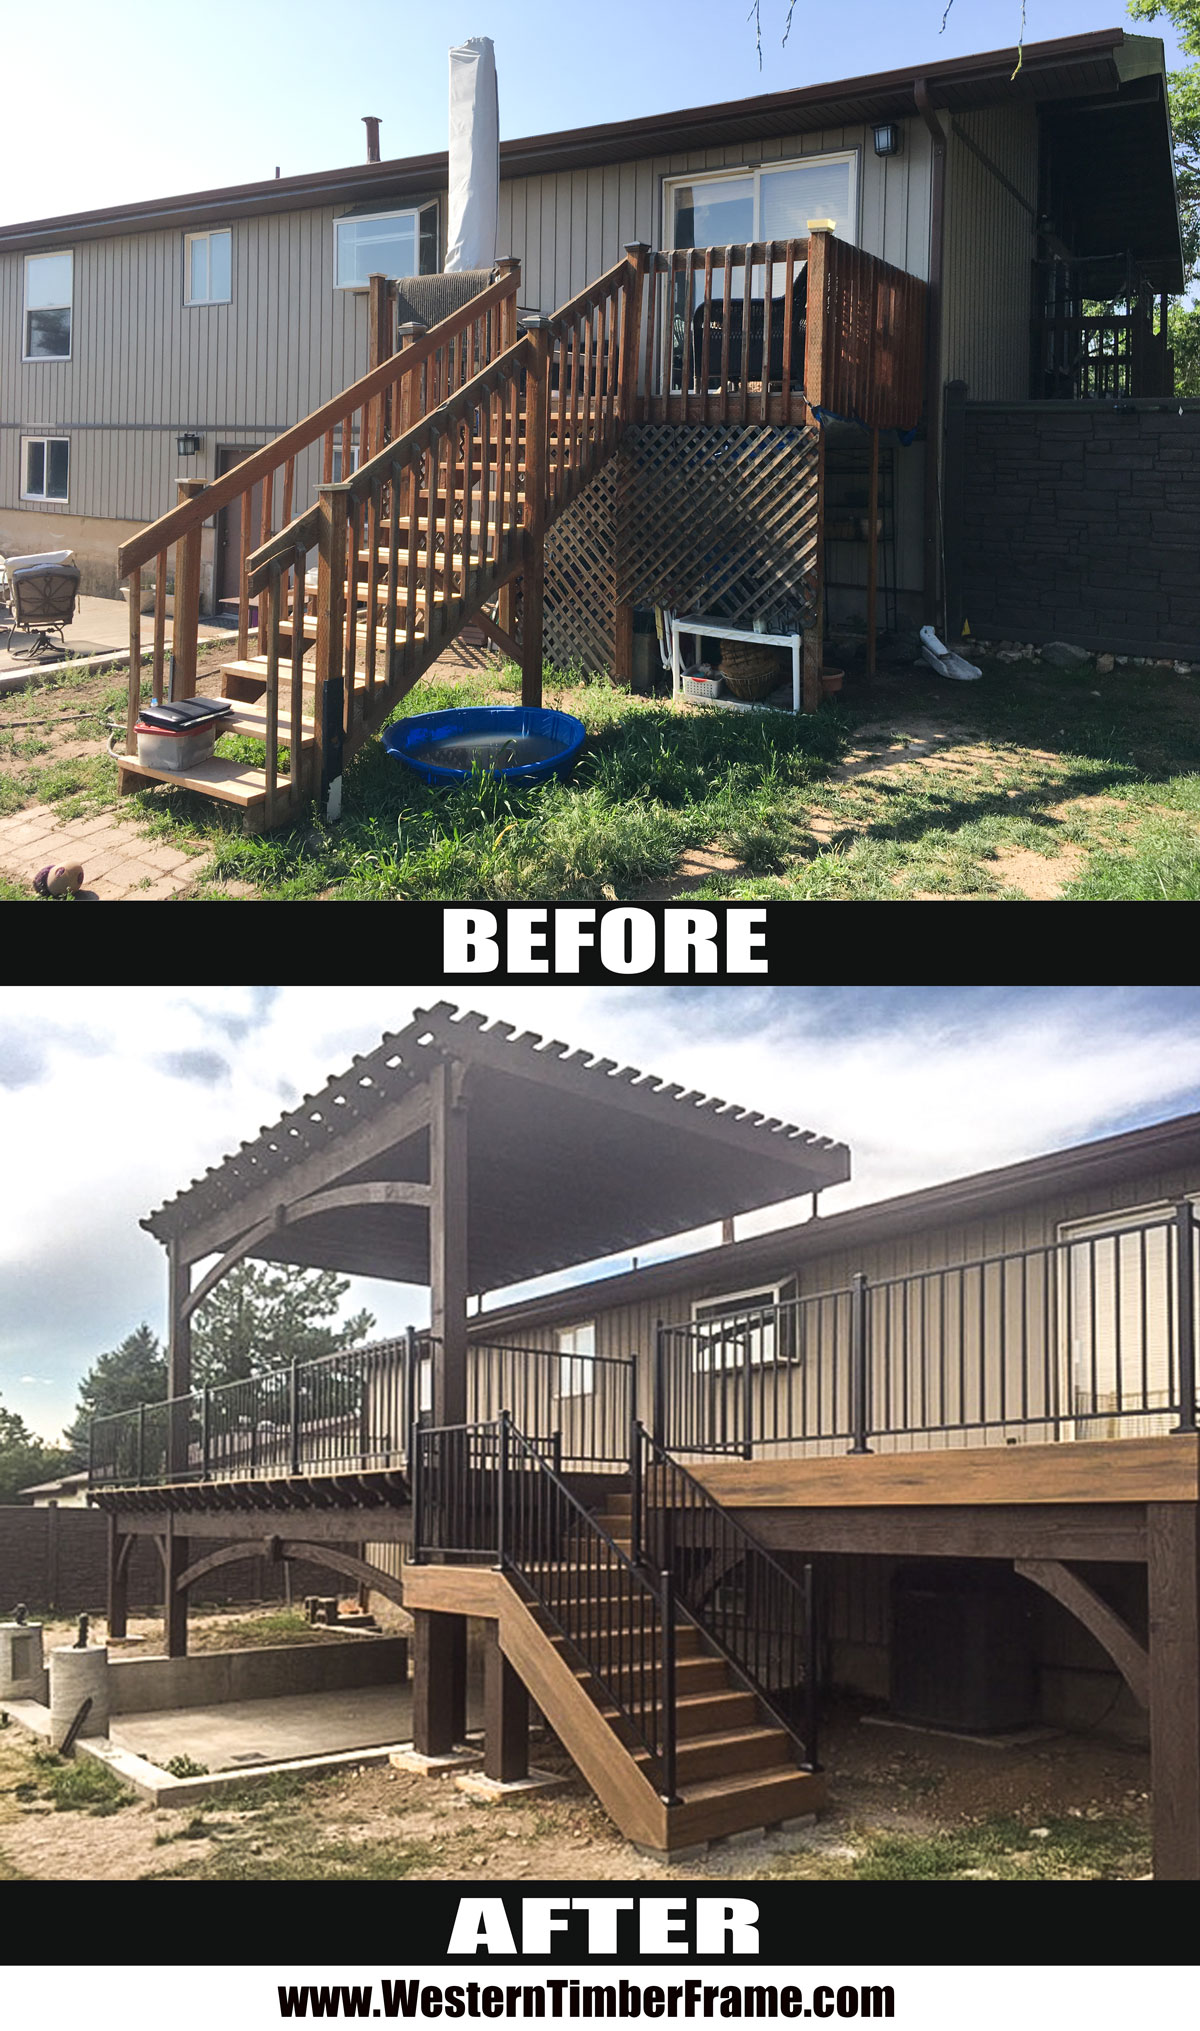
[[110, 999, 850, 1656]]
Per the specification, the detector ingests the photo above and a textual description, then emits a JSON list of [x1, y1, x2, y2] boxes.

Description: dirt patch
[[987, 844, 1086, 899]]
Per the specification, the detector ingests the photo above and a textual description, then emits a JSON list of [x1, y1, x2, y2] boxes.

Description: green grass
[[762, 1810, 1148, 1881], [30, 1751, 132, 1816], [6, 646, 1200, 900]]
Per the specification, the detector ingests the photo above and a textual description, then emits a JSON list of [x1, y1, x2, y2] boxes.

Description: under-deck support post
[[411, 1610, 468, 1756], [163, 1513, 188, 1659], [520, 317, 551, 709], [430, 1059, 469, 1429], [1147, 1501, 1200, 1880], [483, 1628, 529, 1782], [107, 1515, 128, 1640]]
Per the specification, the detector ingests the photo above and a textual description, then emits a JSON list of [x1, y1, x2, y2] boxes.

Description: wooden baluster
[[344, 493, 360, 731], [125, 565, 142, 760], [264, 561, 280, 828], [781, 243, 797, 422], [521, 319, 551, 710], [314, 484, 347, 822], [290, 536, 307, 799], [238, 491, 252, 661], [699, 247, 714, 421], [255, 468, 274, 654], [364, 476, 381, 703], [173, 477, 206, 701], [152, 550, 167, 702]]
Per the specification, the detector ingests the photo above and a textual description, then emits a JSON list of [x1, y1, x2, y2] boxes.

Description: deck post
[[520, 317, 552, 709], [1174, 1202, 1197, 1433], [848, 1271, 873, 1454], [429, 1059, 470, 1429], [483, 1626, 529, 1782], [411, 1610, 468, 1756], [1147, 1501, 1200, 1879], [107, 1515, 129, 1641]]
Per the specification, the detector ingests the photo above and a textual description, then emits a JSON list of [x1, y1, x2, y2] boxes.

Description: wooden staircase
[[406, 1420, 824, 1856], [113, 253, 644, 832]]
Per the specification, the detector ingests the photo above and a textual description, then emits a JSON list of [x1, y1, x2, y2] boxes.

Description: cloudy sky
[[3, 983, 1199, 1444]]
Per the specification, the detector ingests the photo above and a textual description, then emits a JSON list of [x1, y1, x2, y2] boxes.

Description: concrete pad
[[454, 1767, 571, 1803], [109, 1683, 414, 1772], [390, 1744, 483, 1777]]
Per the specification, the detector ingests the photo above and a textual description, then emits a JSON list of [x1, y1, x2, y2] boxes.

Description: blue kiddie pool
[[383, 705, 586, 787]]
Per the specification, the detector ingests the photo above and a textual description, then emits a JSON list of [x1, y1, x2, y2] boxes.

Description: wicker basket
[[719, 640, 785, 701]]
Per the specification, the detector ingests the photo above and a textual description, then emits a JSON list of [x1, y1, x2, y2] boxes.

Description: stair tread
[[116, 752, 271, 807]]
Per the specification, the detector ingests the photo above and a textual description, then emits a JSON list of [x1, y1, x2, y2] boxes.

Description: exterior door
[[215, 446, 263, 609]]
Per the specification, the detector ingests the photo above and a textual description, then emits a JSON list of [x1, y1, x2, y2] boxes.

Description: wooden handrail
[[117, 268, 520, 576]]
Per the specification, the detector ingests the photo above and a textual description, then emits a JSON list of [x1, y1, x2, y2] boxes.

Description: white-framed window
[[185, 229, 232, 305], [1056, 1202, 1191, 1432], [21, 436, 69, 502], [664, 153, 859, 260], [24, 251, 72, 360], [334, 203, 438, 288], [557, 1322, 596, 1399], [691, 1281, 798, 1370]]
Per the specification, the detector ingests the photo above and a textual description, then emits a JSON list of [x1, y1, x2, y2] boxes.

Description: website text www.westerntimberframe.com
[[279, 1986, 894, 2021]]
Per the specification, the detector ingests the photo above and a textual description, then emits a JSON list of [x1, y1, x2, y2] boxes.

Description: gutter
[[915, 78, 949, 632]]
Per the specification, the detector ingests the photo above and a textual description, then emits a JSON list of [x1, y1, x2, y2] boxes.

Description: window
[[666, 154, 859, 260], [21, 437, 69, 502], [691, 1281, 798, 1369], [557, 1322, 596, 1398], [24, 251, 72, 359], [1057, 1203, 1190, 1434], [335, 203, 438, 288], [185, 229, 232, 305]]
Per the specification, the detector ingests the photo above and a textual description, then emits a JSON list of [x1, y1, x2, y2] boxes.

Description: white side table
[[670, 613, 803, 715]]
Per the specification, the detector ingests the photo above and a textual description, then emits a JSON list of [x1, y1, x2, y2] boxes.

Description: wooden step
[[637, 1723, 793, 1786], [116, 751, 272, 812]]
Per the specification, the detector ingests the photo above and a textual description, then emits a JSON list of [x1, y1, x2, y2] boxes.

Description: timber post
[[520, 316, 552, 709]]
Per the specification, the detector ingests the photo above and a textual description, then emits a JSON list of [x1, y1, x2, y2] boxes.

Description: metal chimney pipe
[[363, 116, 381, 163]]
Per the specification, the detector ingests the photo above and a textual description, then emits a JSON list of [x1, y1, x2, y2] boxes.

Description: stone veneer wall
[[946, 394, 1200, 661]]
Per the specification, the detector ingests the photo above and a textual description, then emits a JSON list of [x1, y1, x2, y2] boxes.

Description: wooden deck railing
[[116, 265, 520, 756], [634, 233, 926, 433], [244, 251, 643, 812]]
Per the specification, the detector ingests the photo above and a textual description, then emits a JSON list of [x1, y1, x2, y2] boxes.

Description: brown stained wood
[[484, 1628, 530, 1782], [693, 1435, 1199, 1510], [716, 1503, 1146, 1564], [412, 1608, 469, 1757], [1147, 1501, 1200, 1879], [1014, 1558, 1149, 1707]]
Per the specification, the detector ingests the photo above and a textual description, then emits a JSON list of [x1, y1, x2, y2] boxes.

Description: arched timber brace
[[1014, 1558, 1149, 1708], [174, 1538, 407, 1612], [179, 1180, 434, 1321]]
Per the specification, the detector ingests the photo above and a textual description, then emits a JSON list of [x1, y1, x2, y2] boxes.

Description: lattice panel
[[543, 424, 822, 676]]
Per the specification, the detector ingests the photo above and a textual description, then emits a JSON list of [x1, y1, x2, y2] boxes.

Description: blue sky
[[1, 2, 1186, 228], [2, 984, 1199, 1444]]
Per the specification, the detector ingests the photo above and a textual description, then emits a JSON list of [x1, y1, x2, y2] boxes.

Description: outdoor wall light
[[176, 431, 201, 457], [873, 123, 902, 157]]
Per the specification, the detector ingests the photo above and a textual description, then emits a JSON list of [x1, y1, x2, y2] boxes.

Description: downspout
[[914, 79, 947, 630]]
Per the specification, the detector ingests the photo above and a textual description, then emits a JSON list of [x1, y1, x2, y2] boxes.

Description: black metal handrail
[[411, 1413, 679, 1801], [656, 1203, 1199, 1458], [635, 1424, 817, 1769], [88, 1332, 636, 1490]]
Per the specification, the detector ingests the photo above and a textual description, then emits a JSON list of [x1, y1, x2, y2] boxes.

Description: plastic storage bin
[[135, 720, 218, 771]]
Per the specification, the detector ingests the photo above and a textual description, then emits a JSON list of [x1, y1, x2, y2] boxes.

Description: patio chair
[[5, 563, 81, 659]]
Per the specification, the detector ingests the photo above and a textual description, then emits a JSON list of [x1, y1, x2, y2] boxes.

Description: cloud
[[159, 1048, 231, 1085]]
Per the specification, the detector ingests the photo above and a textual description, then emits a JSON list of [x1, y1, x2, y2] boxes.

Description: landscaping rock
[[1041, 641, 1093, 669]]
